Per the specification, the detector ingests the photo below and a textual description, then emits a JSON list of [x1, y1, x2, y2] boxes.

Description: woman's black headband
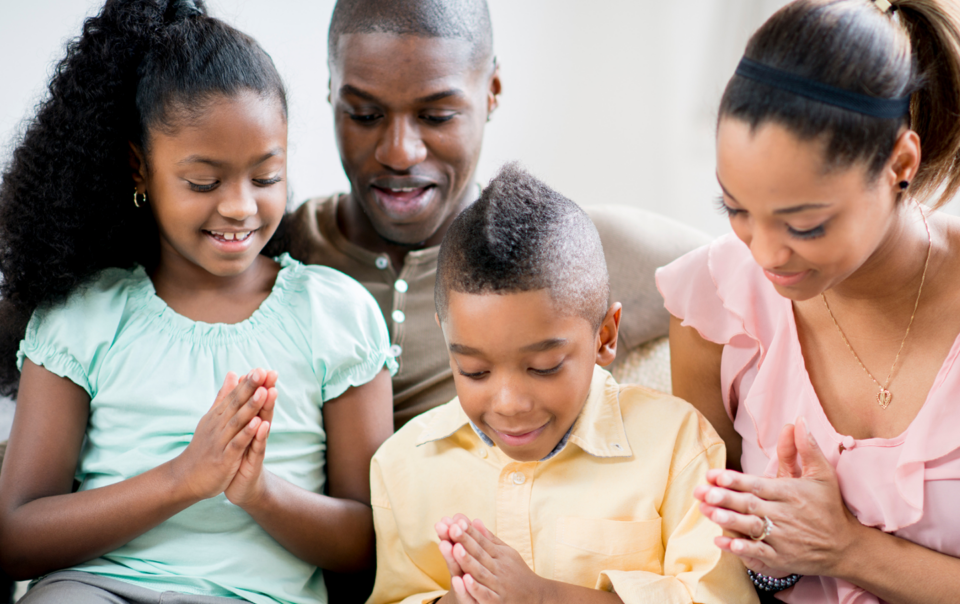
[[735, 57, 911, 119]]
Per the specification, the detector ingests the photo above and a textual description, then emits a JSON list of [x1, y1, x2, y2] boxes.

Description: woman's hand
[[225, 370, 278, 508], [693, 417, 862, 578], [172, 368, 273, 501]]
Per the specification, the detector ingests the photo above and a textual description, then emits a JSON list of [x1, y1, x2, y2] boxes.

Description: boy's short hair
[[435, 162, 610, 331], [328, 0, 494, 66]]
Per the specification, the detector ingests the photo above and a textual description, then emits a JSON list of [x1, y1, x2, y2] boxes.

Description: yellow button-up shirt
[[366, 367, 757, 604]]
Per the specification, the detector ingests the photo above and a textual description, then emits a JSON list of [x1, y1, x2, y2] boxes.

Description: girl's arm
[[669, 315, 742, 470], [230, 368, 393, 572], [0, 361, 271, 579]]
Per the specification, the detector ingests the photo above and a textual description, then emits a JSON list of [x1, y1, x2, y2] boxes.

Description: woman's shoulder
[[656, 233, 786, 345]]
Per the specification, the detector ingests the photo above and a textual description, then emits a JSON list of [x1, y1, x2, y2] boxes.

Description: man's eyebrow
[[520, 338, 567, 353], [717, 176, 831, 214], [339, 85, 465, 105], [415, 89, 465, 104], [177, 149, 283, 168]]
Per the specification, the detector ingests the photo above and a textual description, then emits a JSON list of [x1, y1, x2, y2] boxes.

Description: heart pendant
[[877, 388, 892, 409]]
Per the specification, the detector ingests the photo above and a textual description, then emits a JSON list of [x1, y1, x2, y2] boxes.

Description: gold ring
[[751, 516, 774, 541]]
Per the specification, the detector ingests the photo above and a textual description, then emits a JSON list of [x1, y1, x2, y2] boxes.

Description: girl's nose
[[218, 184, 258, 221]]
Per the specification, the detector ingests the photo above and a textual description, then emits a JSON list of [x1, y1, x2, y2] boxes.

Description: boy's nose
[[489, 377, 535, 417]]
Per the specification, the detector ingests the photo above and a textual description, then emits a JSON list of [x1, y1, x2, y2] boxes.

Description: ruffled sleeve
[[17, 268, 140, 397], [293, 259, 398, 402]]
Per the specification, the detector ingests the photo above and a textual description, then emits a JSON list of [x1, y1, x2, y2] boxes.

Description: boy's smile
[[440, 289, 619, 462]]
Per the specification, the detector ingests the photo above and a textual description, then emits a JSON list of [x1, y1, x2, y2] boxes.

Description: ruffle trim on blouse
[[17, 340, 93, 396], [671, 234, 960, 533], [322, 349, 398, 403], [127, 254, 308, 344]]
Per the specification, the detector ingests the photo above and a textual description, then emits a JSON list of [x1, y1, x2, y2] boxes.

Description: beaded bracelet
[[747, 569, 803, 592]]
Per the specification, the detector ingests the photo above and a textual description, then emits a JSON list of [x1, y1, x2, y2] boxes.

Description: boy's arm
[[366, 456, 447, 604], [596, 435, 758, 604]]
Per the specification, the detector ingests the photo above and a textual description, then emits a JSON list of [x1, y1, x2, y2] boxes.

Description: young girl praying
[[0, 1, 396, 603]]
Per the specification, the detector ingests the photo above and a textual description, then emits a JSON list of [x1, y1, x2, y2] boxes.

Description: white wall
[[1, 0, 803, 241]]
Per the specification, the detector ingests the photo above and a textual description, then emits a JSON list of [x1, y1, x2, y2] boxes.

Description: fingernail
[[254, 389, 263, 402], [706, 489, 722, 504], [718, 472, 731, 486], [458, 519, 468, 530], [732, 540, 744, 553], [450, 524, 461, 537], [715, 510, 729, 524]]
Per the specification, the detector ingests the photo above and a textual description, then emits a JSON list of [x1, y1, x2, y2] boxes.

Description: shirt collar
[[415, 366, 633, 459]]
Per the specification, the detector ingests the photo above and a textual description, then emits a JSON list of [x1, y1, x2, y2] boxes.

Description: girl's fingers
[[226, 416, 261, 457], [212, 371, 240, 410], [258, 387, 278, 425], [463, 572, 496, 604]]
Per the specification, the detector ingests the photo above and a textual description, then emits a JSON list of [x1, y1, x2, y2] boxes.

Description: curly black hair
[[0, 0, 287, 396]]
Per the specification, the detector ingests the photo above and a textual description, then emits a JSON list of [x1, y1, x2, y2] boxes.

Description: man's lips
[[369, 182, 438, 220], [763, 268, 811, 287]]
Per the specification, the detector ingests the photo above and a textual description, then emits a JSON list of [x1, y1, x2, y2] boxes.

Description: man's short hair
[[436, 162, 610, 331], [328, 0, 494, 66]]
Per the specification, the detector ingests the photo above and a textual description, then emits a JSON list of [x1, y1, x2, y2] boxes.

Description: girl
[[0, 1, 396, 603], [658, 0, 960, 602]]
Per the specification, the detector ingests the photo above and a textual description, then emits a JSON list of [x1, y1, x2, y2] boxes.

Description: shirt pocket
[[553, 516, 663, 587]]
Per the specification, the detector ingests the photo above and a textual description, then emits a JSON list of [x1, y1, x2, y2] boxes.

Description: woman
[[657, 0, 960, 602]]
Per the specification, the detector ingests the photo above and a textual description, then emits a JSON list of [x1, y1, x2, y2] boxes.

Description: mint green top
[[17, 254, 398, 604]]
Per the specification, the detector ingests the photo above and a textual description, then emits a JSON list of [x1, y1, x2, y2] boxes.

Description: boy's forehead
[[443, 290, 594, 350]]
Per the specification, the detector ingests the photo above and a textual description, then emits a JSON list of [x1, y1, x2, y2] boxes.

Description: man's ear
[[327, 76, 333, 106], [128, 142, 148, 191], [487, 59, 502, 118], [596, 302, 621, 367]]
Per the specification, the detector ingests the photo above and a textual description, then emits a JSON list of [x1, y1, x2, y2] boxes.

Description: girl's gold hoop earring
[[133, 188, 147, 208]]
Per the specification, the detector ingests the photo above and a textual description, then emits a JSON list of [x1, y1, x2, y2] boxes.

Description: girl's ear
[[596, 302, 621, 367], [128, 142, 148, 188]]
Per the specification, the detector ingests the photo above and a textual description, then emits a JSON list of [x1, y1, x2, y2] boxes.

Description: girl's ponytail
[[896, 0, 960, 205], [0, 0, 285, 396]]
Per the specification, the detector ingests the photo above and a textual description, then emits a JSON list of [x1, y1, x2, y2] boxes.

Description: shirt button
[[477, 449, 488, 459], [392, 310, 406, 324], [389, 344, 403, 358], [394, 279, 409, 293], [839, 435, 856, 453], [512, 472, 526, 485], [375, 256, 389, 270]]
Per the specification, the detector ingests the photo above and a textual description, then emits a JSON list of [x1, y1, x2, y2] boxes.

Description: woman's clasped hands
[[172, 368, 278, 508], [694, 417, 865, 580]]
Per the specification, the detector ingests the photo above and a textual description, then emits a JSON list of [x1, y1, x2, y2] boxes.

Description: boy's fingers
[[463, 573, 497, 603], [462, 519, 500, 556], [471, 518, 498, 542], [454, 543, 496, 586], [438, 540, 463, 578], [450, 523, 495, 569]]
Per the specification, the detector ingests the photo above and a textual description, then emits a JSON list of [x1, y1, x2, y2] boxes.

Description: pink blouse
[[656, 234, 960, 604]]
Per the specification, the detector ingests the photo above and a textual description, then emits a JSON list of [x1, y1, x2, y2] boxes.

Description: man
[[286, 0, 709, 428]]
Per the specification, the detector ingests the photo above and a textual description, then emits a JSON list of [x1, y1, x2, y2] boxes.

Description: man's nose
[[374, 116, 428, 172]]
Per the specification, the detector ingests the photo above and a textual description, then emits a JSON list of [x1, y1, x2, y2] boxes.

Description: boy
[[366, 164, 757, 604]]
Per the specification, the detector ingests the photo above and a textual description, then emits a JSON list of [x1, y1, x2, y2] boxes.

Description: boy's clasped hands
[[436, 514, 550, 604], [174, 368, 278, 508]]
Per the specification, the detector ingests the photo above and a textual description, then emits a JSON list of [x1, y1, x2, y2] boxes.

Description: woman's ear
[[128, 142, 148, 189], [596, 302, 621, 367], [886, 129, 921, 193]]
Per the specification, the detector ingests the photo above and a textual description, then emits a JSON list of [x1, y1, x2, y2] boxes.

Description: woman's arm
[[697, 420, 960, 604], [0, 361, 270, 579], [231, 368, 393, 572], [669, 315, 742, 470]]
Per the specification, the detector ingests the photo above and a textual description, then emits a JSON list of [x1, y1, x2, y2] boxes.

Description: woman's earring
[[899, 181, 910, 191], [133, 188, 147, 208]]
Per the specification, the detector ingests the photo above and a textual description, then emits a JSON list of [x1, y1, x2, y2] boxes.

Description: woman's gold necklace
[[820, 203, 932, 410]]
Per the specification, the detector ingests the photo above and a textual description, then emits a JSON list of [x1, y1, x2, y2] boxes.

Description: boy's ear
[[435, 312, 441, 328], [596, 302, 621, 367], [128, 142, 148, 188]]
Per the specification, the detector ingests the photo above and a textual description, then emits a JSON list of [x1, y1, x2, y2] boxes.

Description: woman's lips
[[763, 268, 810, 287]]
